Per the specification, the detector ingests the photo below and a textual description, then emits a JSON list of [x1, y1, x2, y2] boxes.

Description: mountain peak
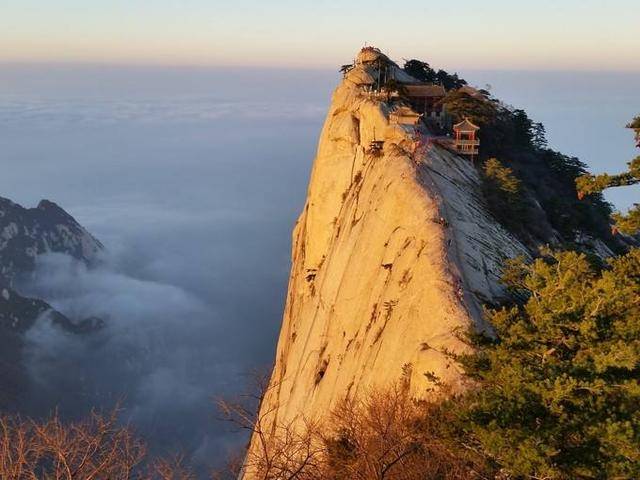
[[37, 198, 65, 211], [0, 196, 104, 286]]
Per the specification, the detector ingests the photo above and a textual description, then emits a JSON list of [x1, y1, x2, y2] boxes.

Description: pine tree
[[481, 158, 528, 232], [456, 249, 640, 479], [532, 122, 548, 149]]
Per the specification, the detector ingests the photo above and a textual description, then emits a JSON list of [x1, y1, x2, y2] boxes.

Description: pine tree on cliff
[[456, 248, 640, 479], [481, 158, 529, 233], [402, 60, 467, 89]]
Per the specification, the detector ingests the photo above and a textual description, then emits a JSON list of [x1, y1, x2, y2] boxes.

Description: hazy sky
[[2, 0, 639, 70]]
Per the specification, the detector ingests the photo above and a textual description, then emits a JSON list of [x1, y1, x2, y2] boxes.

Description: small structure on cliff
[[405, 84, 447, 127], [367, 127, 385, 155], [368, 140, 385, 155], [390, 105, 422, 126], [453, 117, 480, 160]]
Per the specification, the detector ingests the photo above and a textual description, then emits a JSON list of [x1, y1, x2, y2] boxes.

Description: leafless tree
[[217, 373, 493, 480], [148, 455, 196, 480], [318, 384, 492, 480], [215, 370, 323, 480], [0, 410, 195, 480]]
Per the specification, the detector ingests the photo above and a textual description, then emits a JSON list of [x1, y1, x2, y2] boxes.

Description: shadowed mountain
[[0, 196, 105, 409]]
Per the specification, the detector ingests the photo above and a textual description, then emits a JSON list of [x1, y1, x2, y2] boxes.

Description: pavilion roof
[[405, 84, 446, 98], [453, 117, 480, 132], [392, 105, 420, 116]]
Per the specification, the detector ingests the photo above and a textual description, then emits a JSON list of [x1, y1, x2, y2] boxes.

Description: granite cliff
[[242, 49, 533, 476]]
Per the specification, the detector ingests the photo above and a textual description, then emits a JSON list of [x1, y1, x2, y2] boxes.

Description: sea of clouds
[[1, 64, 334, 469]]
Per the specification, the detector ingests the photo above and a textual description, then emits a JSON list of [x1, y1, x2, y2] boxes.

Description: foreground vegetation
[[576, 158, 640, 234], [0, 410, 196, 479], [7, 262, 639, 478], [457, 249, 640, 479]]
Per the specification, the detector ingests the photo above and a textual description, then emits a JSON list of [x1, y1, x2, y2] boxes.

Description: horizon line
[[2, 59, 640, 75]]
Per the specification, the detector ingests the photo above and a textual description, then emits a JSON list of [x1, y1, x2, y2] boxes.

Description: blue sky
[[2, 0, 639, 70]]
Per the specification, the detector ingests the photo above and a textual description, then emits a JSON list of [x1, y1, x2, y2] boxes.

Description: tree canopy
[[440, 90, 614, 245], [440, 90, 497, 127], [627, 116, 640, 130], [456, 249, 640, 479], [481, 158, 529, 233], [402, 59, 467, 90]]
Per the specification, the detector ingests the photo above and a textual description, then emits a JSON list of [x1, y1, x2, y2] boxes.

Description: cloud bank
[[21, 253, 239, 463], [1, 67, 330, 471]]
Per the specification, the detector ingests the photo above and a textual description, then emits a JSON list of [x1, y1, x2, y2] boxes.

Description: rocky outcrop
[[244, 49, 529, 474]]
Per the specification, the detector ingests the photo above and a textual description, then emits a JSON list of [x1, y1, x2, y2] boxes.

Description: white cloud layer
[[0, 96, 326, 128]]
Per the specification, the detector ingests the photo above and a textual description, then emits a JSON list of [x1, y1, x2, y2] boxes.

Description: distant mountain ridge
[[0, 195, 105, 330], [0, 197, 103, 287]]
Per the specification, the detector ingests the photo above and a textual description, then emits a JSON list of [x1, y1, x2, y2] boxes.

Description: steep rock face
[[0, 197, 103, 286], [246, 52, 529, 469]]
